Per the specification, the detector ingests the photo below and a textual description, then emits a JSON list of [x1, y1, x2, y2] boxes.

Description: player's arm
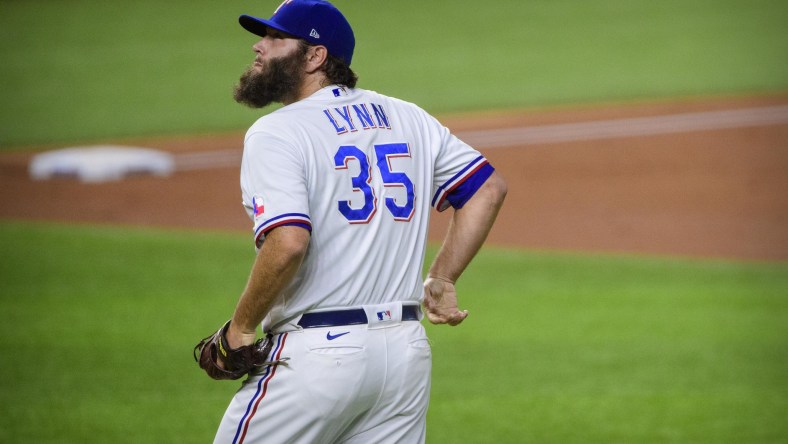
[[225, 226, 310, 348], [424, 171, 507, 325]]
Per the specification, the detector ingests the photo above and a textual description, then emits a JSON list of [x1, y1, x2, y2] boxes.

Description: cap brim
[[239, 15, 290, 38]]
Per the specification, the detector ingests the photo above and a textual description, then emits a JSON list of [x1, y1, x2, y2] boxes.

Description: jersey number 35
[[334, 142, 415, 224]]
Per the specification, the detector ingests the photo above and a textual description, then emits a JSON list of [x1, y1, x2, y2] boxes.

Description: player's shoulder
[[351, 87, 443, 132], [247, 106, 299, 134], [243, 86, 438, 144], [243, 105, 311, 153], [239, 112, 303, 167], [354, 88, 426, 114]]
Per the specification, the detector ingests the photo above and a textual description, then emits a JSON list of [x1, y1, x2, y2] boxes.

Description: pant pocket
[[298, 345, 369, 416]]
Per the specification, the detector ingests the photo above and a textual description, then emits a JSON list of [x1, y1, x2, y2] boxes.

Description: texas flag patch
[[252, 196, 265, 220]]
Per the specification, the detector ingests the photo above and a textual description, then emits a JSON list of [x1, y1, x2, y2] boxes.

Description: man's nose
[[252, 37, 268, 53]]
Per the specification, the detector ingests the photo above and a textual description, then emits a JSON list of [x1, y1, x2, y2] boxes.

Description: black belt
[[297, 305, 421, 329]]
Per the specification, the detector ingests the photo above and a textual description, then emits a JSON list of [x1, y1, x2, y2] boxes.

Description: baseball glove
[[193, 320, 274, 380]]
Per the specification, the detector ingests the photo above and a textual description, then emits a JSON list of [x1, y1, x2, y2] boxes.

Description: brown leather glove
[[193, 320, 274, 380]]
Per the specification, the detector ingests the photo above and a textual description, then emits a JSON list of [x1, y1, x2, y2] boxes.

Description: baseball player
[[202, 1, 507, 442]]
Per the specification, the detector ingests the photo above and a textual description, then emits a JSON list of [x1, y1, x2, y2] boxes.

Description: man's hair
[[299, 41, 358, 88]]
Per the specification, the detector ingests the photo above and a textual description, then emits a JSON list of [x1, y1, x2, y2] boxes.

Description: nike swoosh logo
[[326, 331, 350, 340]]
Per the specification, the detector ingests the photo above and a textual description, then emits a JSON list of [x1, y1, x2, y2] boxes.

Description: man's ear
[[305, 45, 328, 74]]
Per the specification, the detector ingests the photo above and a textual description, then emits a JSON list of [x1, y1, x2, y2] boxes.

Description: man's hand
[[193, 320, 274, 380], [423, 277, 468, 326]]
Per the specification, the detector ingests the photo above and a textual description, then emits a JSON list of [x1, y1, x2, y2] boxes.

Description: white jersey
[[240, 85, 494, 331]]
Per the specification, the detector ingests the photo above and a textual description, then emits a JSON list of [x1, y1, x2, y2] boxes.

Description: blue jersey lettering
[[323, 103, 393, 135], [352, 104, 377, 130], [334, 106, 358, 132], [371, 103, 391, 130], [323, 109, 347, 134]]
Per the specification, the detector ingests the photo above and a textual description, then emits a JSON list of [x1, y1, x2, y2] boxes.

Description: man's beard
[[233, 46, 307, 108]]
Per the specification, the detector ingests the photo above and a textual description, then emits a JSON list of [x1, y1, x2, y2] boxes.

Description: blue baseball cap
[[239, 0, 355, 65]]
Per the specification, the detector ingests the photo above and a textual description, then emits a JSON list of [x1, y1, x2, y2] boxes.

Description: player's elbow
[[486, 171, 507, 209], [460, 171, 506, 216]]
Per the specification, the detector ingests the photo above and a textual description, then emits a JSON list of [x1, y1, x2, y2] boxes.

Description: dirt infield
[[1, 94, 786, 261]]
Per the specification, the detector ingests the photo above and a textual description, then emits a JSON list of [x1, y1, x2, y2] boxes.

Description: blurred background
[[1, 1, 786, 443], [1, 0, 786, 147]]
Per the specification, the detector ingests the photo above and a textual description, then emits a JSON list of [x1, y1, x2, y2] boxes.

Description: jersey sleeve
[[241, 129, 312, 248], [430, 120, 495, 212]]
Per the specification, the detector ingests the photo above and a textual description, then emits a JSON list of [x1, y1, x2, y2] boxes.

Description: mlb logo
[[376, 310, 392, 321]]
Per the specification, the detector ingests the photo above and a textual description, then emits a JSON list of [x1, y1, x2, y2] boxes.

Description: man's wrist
[[226, 320, 257, 349], [426, 273, 455, 285]]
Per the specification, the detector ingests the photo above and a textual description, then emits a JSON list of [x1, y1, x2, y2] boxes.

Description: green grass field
[[1, 221, 786, 443], [1, 0, 787, 147]]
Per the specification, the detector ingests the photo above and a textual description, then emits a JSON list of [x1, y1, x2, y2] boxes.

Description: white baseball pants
[[213, 304, 432, 444]]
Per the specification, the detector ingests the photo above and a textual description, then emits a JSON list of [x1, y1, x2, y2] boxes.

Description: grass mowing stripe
[[425, 251, 788, 442], [1, 221, 786, 442], [0, 222, 252, 443], [1, 0, 787, 147]]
